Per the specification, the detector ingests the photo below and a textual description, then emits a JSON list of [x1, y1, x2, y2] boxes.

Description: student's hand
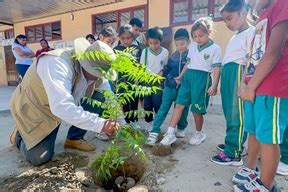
[[101, 120, 119, 135], [174, 76, 181, 85], [239, 85, 255, 102], [238, 81, 246, 97], [207, 85, 217, 96]]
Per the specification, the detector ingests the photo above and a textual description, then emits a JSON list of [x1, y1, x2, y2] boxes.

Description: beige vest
[[10, 49, 100, 150]]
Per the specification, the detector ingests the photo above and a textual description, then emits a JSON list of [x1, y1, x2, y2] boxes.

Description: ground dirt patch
[[0, 152, 101, 191]]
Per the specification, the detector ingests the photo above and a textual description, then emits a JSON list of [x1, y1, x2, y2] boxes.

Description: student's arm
[[207, 47, 222, 96], [208, 67, 221, 96], [240, 20, 288, 102], [140, 48, 145, 65], [174, 59, 189, 82], [13, 47, 34, 58]]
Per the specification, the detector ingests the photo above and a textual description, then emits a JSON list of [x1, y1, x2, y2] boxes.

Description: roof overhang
[[0, 0, 122, 25]]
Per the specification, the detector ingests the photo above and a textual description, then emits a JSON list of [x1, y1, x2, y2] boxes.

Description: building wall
[[0, 0, 233, 85], [0, 25, 13, 31], [148, 0, 170, 27], [13, 0, 147, 51]]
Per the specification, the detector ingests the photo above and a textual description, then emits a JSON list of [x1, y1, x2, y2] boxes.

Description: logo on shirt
[[160, 60, 164, 66], [204, 54, 210, 61]]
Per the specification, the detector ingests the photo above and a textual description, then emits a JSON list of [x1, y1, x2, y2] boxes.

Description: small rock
[[80, 179, 90, 187], [128, 185, 149, 192], [75, 170, 86, 179], [214, 181, 222, 186], [156, 174, 166, 185], [18, 160, 24, 164], [66, 183, 75, 189], [49, 167, 58, 175], [126, 177, 136, 189], [115, 176, 124, 185]]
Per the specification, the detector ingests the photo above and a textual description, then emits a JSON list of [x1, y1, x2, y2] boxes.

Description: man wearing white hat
[[9, 38, 118, 166]]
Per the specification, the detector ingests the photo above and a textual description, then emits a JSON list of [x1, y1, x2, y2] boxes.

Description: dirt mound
[[0, 152, 102, 191]]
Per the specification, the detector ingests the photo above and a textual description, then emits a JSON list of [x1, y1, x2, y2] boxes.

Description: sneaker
[[189, 131, 206, 145], [277, 161, 288, 176], [130, 122, 141, 130], [233, 178, 278, 192], [175, 129, 185, 138], [216, 144, 248, 157], [64, 139, 96, 152], [217, 144, 225, 152], [232, 166, 260, 184], [160, 132, 177, 145], [95, 132, 110, 141], [147, 132, 159, 146], [211, 151, 243, 166]]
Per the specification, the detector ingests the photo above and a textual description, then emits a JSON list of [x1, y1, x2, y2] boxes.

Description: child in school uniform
[[211, 0, 255, 166], [129, 17, 146, 48], [140, 27, 169, 127], [160, 17, 222, 146], [113, 24, 142, 129], [147, 28, 190, 145], [233, 0, 288, 191]]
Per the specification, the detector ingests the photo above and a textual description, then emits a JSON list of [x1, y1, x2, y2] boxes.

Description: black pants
[[144, 91, 163, 122], [123, 96, 139, 123]]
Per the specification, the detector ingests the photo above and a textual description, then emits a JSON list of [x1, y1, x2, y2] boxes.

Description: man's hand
[[174, 76, 181, 86], [207, 85, 217, 96], [239, 84, 255, 102], [102, 120, 119, 135]]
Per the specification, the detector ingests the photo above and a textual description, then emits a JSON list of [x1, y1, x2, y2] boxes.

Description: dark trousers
[[144, 91, 163, 122], [16, 64, 30, 79], [123, 96, 139, 123], [16, 90, 105, 166]]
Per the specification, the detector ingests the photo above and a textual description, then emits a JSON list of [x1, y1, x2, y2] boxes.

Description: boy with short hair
[[147, 28, 190, 145], [129, 17, 146, 48], [140, 27, 169, 126]]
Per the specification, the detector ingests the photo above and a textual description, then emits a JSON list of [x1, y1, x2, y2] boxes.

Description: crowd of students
[[9, 0, 288, 191]]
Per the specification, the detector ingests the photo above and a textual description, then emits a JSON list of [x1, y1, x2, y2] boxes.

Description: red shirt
[[36, 47, 54, 57], [248, 0, 288, 98]]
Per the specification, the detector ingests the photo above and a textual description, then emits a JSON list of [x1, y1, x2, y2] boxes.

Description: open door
[[4, 45, 18, 86]]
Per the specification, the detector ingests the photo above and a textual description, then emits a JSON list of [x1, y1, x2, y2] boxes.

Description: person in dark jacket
[[147, 28, 190, 145]]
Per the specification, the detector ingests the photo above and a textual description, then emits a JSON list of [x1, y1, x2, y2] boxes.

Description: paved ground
[[0, 86, 287, 192], [0, 86, 15, 111]]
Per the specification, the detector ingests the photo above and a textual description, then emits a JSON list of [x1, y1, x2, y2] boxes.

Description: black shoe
[[217, 144, 225, 152]]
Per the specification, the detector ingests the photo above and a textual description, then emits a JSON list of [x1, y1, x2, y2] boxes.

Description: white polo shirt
[[140, 47, 169, 74], [187, 41, 222, 73], [222, 26, 256, 66]]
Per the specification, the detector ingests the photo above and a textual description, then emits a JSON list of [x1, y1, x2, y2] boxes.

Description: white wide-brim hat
[[74, 38, 116, 79]]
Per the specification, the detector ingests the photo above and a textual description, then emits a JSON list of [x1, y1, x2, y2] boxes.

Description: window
[[171, 0, 225, 25], [92, 6, 147, 35], [4, 29, 14, 39], [93, 12, 118, 35], [172, 0, 189, 23], [25, 21, 62, 42], [213, 0, 226, 19]]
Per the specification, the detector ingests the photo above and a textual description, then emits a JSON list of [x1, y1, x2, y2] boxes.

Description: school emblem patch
[[204, 54, 210, 61]]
